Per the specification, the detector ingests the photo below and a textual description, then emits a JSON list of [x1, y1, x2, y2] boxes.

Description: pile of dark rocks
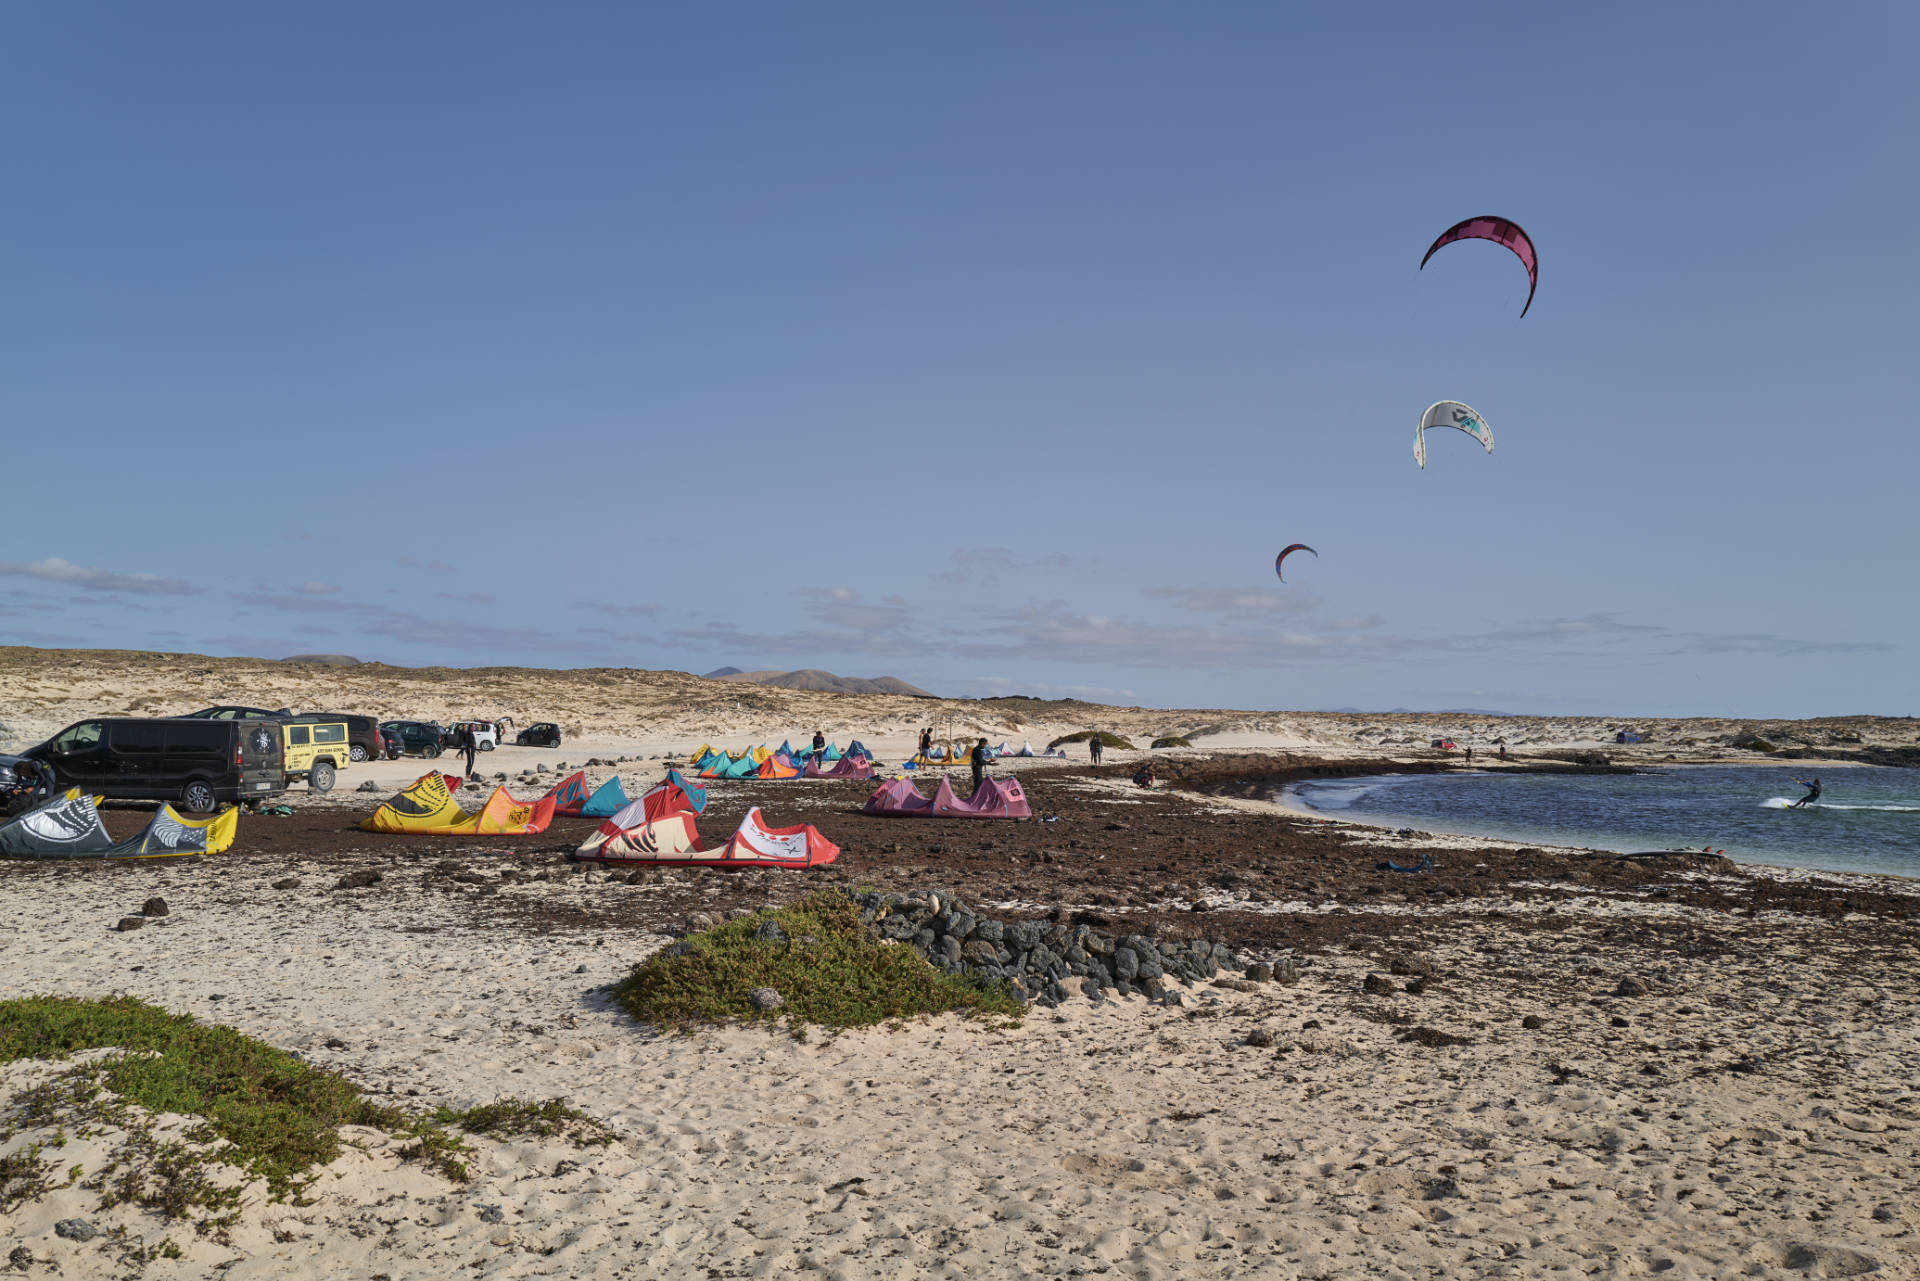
[[843, 888, 1293, 1007]]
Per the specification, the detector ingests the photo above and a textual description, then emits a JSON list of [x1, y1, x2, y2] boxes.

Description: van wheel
[[480, 742, 494, 752], [427, 744, 443, 758], [349, 744, 368, 763], [310, 762, 336, 793], [181, 781, 217, 814]]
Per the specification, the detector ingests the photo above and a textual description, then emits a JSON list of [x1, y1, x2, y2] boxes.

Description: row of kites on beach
[[687, 738, 1064, 779], [0, 750, 1040, 865], [1274, 215, 1538, 585]]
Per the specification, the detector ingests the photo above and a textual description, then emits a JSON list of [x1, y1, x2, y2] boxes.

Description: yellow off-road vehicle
[[282, 720, 351, 793]]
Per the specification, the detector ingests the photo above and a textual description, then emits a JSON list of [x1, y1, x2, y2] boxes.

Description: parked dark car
[[515, 722, 562, 748], [291, 713, 381, 764], [380, 720, 445, 758], [181, 705, 292, 720], [24, 718, 286, 812], [376, 726, 405, 760]]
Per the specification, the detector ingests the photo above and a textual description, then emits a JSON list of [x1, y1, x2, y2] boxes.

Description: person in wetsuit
[[1790, 776, 1822, 808]]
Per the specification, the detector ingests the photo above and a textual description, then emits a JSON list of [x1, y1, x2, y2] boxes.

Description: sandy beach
[[4, 654, 1919, 1278]]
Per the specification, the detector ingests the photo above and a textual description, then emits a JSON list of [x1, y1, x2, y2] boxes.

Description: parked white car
[[449, 720, 498, 751]]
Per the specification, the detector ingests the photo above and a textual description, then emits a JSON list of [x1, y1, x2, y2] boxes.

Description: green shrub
[[1045, 730, 1135, 752], [1150, 735, 1192, 749], [614, 891, 1023, 1033], [0, 995, 613, 1214]]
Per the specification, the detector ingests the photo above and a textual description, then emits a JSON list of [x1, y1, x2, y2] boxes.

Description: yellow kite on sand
[[359, 773, 556, 835]]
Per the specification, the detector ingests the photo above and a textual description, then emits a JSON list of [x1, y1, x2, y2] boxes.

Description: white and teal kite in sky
[[1414, 401, 1494, 469]]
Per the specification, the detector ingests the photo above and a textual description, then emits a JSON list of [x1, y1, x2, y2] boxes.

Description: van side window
[[168, 723, 227, 756], [111, 722, 167, 754], [314, 724, 345, 743], [53, 722, 103, 754], [288, 726, 310, 747]]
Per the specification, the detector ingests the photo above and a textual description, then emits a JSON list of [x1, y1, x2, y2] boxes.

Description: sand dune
[[2, 647, 1909, 769]]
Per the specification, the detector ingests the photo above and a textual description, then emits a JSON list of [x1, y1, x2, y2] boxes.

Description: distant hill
[[704, 667, 935, 698], [280, 654, 364, 666]]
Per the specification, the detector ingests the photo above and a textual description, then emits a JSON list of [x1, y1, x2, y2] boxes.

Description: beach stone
[[115, 916, 144, 932], [1112, 947, 1139, 980], [753, 919, 789, 944], [961, 940, 999, 966], [334, 869, 381, 890], [54, 1218, 99, 1242], [684, 912, 717, 933], [1522, 1014, 1545, 1029], [1388, 954, 1436, 977], [1404, 976, 1428, 996], [1245, 963, 1274, 983], [8, 1248, 32, 1269], [1362, 973, 1395, 996], [1610, 1015, 1631, 1028], [748, 987, 784, 1012], [1275, 957, 1300, 985], [356, 780, 380, 792], [476, 1204, 505, 1224], [272, 876, 301, 890], [142, 896, 169, 917], [1613, 976, 1649, 997], [1782, 1243, 1879, 1276], [1245, 1028, 1275, 1047]]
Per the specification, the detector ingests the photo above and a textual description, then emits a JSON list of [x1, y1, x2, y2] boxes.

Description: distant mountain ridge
[[703, 667, 934, 698]]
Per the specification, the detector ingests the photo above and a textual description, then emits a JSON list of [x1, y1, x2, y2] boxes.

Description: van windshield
[[52, 723, 103, 754]]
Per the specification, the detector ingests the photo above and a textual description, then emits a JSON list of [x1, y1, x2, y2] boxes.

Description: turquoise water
[[1282, 765, 1920, 878]]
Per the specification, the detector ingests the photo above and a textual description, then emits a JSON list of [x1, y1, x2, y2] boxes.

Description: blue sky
[[3, 2, 1916, 716]]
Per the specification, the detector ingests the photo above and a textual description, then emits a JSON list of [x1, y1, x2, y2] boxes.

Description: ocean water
[[1282, 765, 1920, 879]]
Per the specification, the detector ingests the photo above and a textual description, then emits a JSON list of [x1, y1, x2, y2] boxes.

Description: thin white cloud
[[0, 557, 198, 596], [1144, 584, 1321, 614], [293, 581, 340, 596]]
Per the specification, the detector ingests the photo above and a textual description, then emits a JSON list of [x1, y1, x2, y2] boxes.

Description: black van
[[25, 718, 287, 813]]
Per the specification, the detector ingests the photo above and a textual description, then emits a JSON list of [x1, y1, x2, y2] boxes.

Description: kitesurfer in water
[[1790, 776, 1823, 809]]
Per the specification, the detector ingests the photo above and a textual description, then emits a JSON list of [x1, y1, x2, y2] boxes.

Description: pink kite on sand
[[932, 776, 1032, 819], [1420, 215, 1538, 316], [864, 778, 936, 816], [805, 754, 874, 780]]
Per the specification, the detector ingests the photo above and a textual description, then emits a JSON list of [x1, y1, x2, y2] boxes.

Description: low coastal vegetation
[[614, 891, 1024, 1033], [0, 996, 604, 1228], [1045, 730, 1135, 752], [1150, 735, 1193, 749]]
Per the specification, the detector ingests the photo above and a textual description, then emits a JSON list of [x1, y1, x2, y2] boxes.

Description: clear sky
[[3, 2, 1916, 717]]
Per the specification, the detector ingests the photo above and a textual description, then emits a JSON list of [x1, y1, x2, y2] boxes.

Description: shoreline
[[1268, 761, 1920, 884]]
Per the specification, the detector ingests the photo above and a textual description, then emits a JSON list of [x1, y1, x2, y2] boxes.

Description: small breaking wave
[[1761, 797, 1920, 813]]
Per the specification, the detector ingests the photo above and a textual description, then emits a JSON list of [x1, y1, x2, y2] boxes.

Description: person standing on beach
[[970, 738, 988, 794], [1465, 745, 1473, 764], [811, 729, 827, 767], [1790, 776, 1822, 808], [459, 724, 478, 780], [919, 727, 932, 760], [1089, 733, 1103, 766]]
